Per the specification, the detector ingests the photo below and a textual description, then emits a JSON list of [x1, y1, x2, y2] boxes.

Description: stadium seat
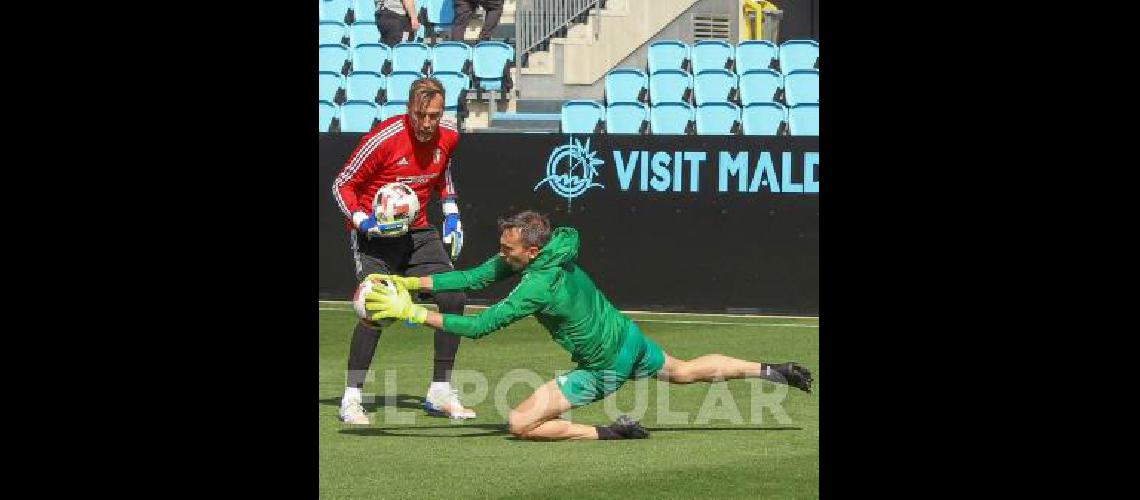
[[473, 41, 514, 92], [605, 102, 649, 134], [346, 71, 385, 103], [693, 69, 738, 106], [341, 100, 379, 132], [432, 71, 470, 112], [788, 103, 819, 135], [604, 68, 648, 105], [430, 41, 472, 75], [741, 102, 786, 136], [319, 43, 351, 75], [348, 22, 381, 47], [735, 40, 778, 73], [561, 100, 604, 134], [779, 40, 819, 72], [320, 20, 349, 45], [648, 69, 692, 105], [320, 0, 351, 23], [385, 71, 423, 103], [738, 69, 782, 105], [319, 100, 338, 132], [647, 40, 689, 74], [380, 101, 407, 121], [695, 102, 741, 135], [319, 71, 345, 103], [690, 40, 734, 74], [783, 69, 818, 106], [352, 43, 390, 74], [650, 102, 693, 135], [391, 42, 431, 74], [350, 0, 377, 24]]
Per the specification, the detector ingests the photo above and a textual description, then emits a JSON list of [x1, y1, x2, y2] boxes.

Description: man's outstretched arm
[[364, 274, 551, 339], [366, 254, 514, 293]]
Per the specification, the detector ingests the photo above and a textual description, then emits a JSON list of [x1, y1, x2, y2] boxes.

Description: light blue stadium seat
[[349, 22, 381, 47], [735, 40, 778, 73], [319, 100, 338, 132], [320, 21, 348, 45], [649, 69, 692, 105], [430, 41, 472, 74], [779, 40, 819, 72], [391, 42, 431, 74], [432, 71, 470, 111], [319, 44, 351, 74], [380, 101, 407, 121], [346, 71, 385, 102], [561, 100, 604, 134], [695, 102, 741, 135], [647, 40, 689, 74], [352, 43, 390, 74], [385, 71, 423, 103], [741, 102, 786, 136], [691, 40, 734, 74], [319, 71, 345, 103], [473, 41, 514, 92], [693, 69, 737, 105], [738, 69, 782, 105], [604, 68, 647, 105], [788, 103, 819, 135], [350, 0, 377, 24], [341, 100, 379, 132], [783, 69, 818, 106], [650, 102, 693, 135], [320, 0, 351, 23], [606, 102, 649, 134]]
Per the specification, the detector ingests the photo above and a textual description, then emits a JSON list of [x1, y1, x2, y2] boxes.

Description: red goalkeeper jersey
[[333, 114, 459, 231]]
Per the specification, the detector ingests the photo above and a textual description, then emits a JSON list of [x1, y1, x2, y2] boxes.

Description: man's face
[[499, 228, 539, 271], [407, 93, 444, 143]]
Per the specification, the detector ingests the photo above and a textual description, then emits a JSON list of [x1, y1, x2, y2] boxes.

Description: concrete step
[[513, 99, 567, 114]]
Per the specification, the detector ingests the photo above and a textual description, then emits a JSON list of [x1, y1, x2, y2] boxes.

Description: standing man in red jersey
[[332, 77, 475, 424]]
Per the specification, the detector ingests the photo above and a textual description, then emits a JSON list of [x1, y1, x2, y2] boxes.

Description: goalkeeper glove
[[363, 273, 421, 291], [364, 283, 429, 324], [441, 200, 463, 260], [352, 210, 382, 237]]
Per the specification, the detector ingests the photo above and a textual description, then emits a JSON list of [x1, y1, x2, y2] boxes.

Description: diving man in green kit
[[364, 210, 812, 441]]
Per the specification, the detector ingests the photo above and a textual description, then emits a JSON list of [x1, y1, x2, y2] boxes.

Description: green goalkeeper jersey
[[430, 227, 631, 370]]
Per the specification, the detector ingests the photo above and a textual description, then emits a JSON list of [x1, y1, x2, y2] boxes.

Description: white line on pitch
[[319, 308, 816, 328], [318, 301, 817, 321]]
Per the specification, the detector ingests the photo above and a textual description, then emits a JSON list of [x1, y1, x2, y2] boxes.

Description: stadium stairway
[[462, 0, 710, 132]]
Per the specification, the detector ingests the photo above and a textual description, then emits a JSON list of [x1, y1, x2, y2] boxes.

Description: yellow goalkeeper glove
[[363, 274, 421, 291], [363, 282, 428, 324]]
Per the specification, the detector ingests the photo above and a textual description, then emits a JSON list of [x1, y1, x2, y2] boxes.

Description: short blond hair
[[407, 77, 445, 111]]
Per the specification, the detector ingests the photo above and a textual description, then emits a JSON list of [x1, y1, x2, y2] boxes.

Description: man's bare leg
[[656, 353, 813, 392], [507, 380, 598, 441]]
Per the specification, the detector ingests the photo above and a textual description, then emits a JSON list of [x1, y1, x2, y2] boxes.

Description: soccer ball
[[372, 182, 420, 237], [353, 275, 399, 329]]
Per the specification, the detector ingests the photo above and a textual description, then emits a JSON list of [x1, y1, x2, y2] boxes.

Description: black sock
[[432, 330, 460, 382], [757, 362, 787, 384], [595, 425, 620, 440], [346, 322, 382, 388]]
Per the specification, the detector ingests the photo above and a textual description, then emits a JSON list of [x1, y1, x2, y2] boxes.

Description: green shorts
[[555, 322, 666, 407]]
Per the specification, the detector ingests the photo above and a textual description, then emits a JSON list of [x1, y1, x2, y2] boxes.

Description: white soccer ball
[[353, 275, 399, 329], [372, 182, 420, 237]]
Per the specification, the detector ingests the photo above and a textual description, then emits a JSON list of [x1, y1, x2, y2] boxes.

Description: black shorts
[[350, 227, 455, 281]]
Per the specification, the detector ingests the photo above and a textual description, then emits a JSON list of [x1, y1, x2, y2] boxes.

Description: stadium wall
[[319, 133, 819, 315]]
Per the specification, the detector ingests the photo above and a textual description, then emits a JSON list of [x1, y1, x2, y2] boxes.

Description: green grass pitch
[[319, 303, 819, 499]]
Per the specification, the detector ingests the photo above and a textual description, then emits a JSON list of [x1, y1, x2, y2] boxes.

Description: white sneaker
[[424, 388, 476, 419], [338, 399, 370, 425]]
